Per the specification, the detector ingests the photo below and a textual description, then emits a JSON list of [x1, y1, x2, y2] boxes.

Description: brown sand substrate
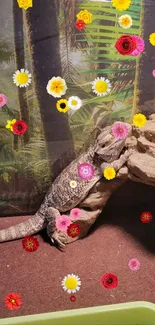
[[0, 181, 155, 319]]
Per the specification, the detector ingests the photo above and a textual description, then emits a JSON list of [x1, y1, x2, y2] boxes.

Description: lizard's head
[[94, 122, 132, 163]]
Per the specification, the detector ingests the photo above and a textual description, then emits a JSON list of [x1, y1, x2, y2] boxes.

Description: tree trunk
[[13, 0, 30, 145], [25, 0, 75, 180], [138, 0, 155, 106]]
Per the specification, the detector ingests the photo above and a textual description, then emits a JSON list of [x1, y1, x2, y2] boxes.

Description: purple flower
[[112, 122, 129, 140], [131, 36, 145, 56], [152, 70, 155, 77], [78, 163, 94, 180]]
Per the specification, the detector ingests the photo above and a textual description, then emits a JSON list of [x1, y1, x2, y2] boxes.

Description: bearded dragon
[[0, 122, 132, 249]]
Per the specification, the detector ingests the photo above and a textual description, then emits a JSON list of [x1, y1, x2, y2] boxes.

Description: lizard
[[0, 121, 132, 249]]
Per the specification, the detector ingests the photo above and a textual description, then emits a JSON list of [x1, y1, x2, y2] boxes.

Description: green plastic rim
[[1, 301, 155, 325]]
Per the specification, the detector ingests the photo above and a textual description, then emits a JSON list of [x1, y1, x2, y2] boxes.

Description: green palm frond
[[75, 0, 142, 113]]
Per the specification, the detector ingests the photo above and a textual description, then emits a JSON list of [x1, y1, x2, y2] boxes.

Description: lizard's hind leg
[[46, 207, 67, 250]]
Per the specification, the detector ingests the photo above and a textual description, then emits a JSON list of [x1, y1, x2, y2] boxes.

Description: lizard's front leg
[[46, 207, 67, 249], [101, 148, 134, 173]]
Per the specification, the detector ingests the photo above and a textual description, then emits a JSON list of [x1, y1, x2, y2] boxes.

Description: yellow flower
[[149, 33, 155, 46], [5, 119, 17, 131], [56, 99, 69, 113], [104, 167, 116, 180], [76, 10, 93, 24], [13, 69, 31, 87], [118, 15, 132, 29], [17, 0, 33, 10], [92, 77, 111, 97], [112, 0, 131, 11], [62, 274, 81, 294], [46, 77, 67, 98], [133, 113, 147, 128]]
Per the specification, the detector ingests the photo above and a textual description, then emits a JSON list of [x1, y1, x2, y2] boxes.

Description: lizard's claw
[[51, 230, 67, 250]]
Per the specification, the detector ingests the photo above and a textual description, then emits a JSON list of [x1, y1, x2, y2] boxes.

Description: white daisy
[[68, 96, 82, 111], [46, 77, 67, 98], [61, 274, 81, 294], [92, 77, 111, 97], [70, 180, 77, 188], [13, 69, 32, 88]]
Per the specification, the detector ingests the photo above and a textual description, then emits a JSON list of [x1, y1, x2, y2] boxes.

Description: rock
[[142, 119, 155, 143], [137, 136, 155, 156], [127, 152, 155, 186]]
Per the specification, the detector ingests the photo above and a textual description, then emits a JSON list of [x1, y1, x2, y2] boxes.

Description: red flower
[[70, 295, 76, 302], [67, 223, 80, 238], [22, 236, 39, 252], [75, 19, 86, 31], [100, 273, 118, 289], [115, 35, 137, 55], [12, 120, 28, 135], [5, 293, 22, 310], [140, 211, 152, 224]]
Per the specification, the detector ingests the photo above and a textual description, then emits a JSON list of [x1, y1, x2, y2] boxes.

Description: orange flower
[[5, 293, 22, 310], [67, 224, 80, 238], [22, 236, 39, 252], [140, 211, 152, 224]]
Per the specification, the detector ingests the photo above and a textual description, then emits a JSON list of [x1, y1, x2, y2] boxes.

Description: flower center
[[119, 128, 123, 133], [71, 100, 78, 106], [60, 103, 66, 109], [71, 227, 77, 234], [83, 168, 89, 175], [11, 299, 15, 303], [136, 117, 142, 123], [27, 241, 34, 248], [21, 0, 28, 4], [122, 41, 129, 49], [17, 124, 23, 131], [95, 81, 108, 93], [16, 72, 28, 85], [119, 0, 125, 3], [132, 262, 137, 267], [51, 81, 63, 93], [123, 18, 130, 25], [107, 170, 112, 177], [0, 97, 2, 102], [106, 277, 113, 284], [143, 215, 149, 220], [65, 277, 78, 290]]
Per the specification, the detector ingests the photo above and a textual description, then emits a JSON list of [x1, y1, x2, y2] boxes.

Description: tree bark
[[25, 0, 75, 180], [138, 0, 155, 106], [13, 0, 30, 145]]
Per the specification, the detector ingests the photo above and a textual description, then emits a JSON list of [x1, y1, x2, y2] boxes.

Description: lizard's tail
[[0, 214, 46, 243]]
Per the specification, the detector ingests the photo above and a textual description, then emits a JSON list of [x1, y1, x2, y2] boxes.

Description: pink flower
[[78, 163, 94, 180], [128, 258, 140, 271], [152, 70, 155, 77], [0, 93, 7, 108], [131, 36, 145, 56], [112, 122, 128, 140], [70, 208, 81, 220], [56, 215, 71, 232]]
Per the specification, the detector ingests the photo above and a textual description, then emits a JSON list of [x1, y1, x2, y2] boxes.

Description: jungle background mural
[[0, 0, 155, 216]]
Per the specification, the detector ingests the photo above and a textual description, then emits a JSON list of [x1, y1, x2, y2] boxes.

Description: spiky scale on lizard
[[0, 122, 132, 249]]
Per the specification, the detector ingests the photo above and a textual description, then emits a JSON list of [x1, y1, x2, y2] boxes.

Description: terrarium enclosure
[[0, 0, 155, 320]]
